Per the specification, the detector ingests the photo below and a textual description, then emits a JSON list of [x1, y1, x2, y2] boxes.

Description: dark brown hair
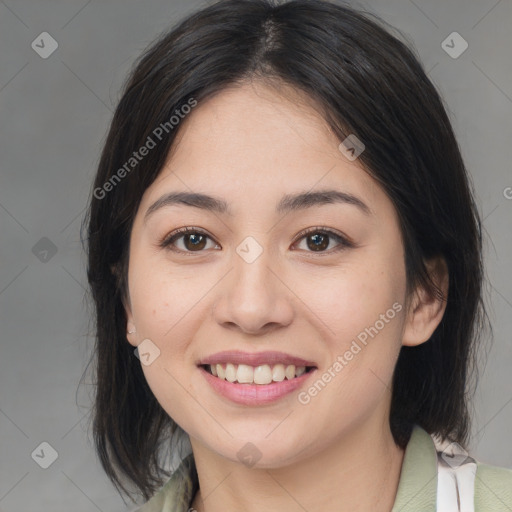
[[81, 0, 489, 502]]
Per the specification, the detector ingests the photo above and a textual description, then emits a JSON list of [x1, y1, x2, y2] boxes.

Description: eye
[[159, 226, 354, 255], [159, 227, 219, 254], [291, 227, 354, 254]]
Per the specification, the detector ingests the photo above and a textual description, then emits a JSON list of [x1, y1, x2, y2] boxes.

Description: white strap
[[432, 435, 477, 512]]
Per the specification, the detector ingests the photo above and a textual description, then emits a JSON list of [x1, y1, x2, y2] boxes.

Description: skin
[[124, 80, 448, 512]]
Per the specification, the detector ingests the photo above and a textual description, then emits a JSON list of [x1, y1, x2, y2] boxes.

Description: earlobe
[[124, 297, 138, 347], [111, 263, 138, 347], [125, 314, 138, 347], [402, 256, 449, 347]]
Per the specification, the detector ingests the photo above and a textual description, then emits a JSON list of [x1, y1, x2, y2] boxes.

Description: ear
[[402, 256, 449, 347], [124, 303, 138, 348], [111, 263, 138, 348]]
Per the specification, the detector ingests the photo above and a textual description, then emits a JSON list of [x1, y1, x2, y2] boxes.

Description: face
[[124, 81, 412, 467]]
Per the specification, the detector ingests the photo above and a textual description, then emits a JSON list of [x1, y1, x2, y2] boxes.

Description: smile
[[199, 364, 318, 405], [203, 363, 315, 385]]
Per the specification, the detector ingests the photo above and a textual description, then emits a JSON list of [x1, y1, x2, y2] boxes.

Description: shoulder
[[474, 461, 512, 510]]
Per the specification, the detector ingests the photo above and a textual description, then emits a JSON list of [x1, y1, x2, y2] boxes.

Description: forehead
[[168, 81, 337, 162], [138, 81, 388, 221]]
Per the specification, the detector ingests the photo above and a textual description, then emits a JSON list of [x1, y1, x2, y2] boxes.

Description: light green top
[[135, 425, 512, 511]]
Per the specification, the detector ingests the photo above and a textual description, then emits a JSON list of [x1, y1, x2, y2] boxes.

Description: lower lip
[[199, 366, 317, 405]]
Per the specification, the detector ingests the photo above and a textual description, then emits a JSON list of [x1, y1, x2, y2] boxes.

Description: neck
[[189, 416, 405, 512]]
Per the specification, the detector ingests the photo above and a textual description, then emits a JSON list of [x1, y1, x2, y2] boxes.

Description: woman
[[82, 1, 512, 510]]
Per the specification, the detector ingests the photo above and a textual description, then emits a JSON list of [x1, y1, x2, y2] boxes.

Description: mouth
[[200, 363, 317, 385], [196, 350, 319, 404]]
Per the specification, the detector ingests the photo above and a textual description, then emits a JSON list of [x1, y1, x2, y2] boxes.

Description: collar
[[391, 424, 438, 511], [137, 424, 438, 512]]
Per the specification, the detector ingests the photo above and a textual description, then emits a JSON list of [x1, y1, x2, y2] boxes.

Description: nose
[[212, 246, 294, 335]]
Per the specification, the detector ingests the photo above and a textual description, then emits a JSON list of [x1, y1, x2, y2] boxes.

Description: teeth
[[216, 364, 226, 380], [254, 364, 272, 384], [272, 364, 285, 382], [225, 363, 237, 382], [295, 366, 306, 377], [285, 364, 296, 380], [207, 363, 310, 384], [236, 364, 254, 384]]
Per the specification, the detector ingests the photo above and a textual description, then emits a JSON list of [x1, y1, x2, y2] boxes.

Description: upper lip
[[198, 350, 317, 368]]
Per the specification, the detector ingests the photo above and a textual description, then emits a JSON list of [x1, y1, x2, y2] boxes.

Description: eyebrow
[[144, 188, 372, 223]]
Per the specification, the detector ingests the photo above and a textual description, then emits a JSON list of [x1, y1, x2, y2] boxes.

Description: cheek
[[294, 271, 405, 427], [129, 256, 205, 341], [128, 265, 205, 426], [293, 255, 405, 343], [127, 255, 219, 396], [292, 253, 406, 405]]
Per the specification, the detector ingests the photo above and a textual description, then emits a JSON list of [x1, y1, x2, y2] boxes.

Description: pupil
[[308, 233, 328, 251], [186, 234, 206, 250]]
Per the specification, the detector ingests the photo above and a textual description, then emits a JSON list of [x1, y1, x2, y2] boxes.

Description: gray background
[[0, 0, 511, 510]]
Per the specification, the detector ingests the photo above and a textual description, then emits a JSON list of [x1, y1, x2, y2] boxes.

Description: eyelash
[[158, 226, 355, 256]]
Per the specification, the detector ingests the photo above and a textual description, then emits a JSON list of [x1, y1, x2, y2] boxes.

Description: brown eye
[[293, 228, 353, 254], [160, 226, 353, 256], [182, 233, 207, 251], [160, 227, 218, 254], [306, 232, 329, 251]]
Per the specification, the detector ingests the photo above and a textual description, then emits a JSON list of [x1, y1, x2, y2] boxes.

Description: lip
[[199, 365, 318, 405], [197, 350, 317, 368]]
